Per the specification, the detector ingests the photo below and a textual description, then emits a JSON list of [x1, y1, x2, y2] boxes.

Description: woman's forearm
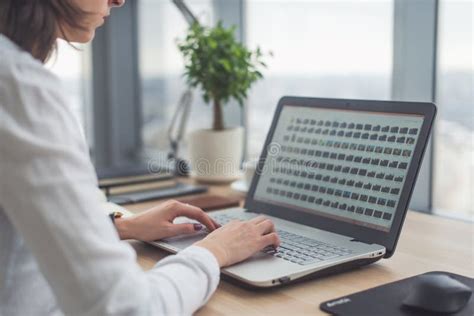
[[114, 217, 135, 240]]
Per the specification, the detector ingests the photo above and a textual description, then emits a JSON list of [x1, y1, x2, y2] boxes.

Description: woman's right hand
[[194, 216, 280, 267]]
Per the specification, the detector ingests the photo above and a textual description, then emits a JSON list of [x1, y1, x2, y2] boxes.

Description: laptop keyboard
[[270, 230, 352, 265], [212, 213, 353, 265]]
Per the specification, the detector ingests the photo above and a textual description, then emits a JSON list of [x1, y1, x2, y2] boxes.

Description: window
[[138, 0, 215, 156], [46, 40, 92, 144], [434, 0, 473, 218], [245, 0, 393, 158]]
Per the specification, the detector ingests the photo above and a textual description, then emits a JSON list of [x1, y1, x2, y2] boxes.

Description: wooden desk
[[124, 181, 474, 315]]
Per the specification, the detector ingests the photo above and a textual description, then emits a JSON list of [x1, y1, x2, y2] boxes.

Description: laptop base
[[221, 256, 382, 289]]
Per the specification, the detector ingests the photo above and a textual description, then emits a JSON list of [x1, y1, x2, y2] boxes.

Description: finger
[[210, 218, 221, 228], [257, 219, 275, 235], [260, 232, 281, 248], [171, 203, 217, 231], [249, 215, 267, 224], [168, 223, 203, 236]]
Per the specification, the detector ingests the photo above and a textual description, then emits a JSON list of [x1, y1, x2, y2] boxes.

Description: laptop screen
[[253, 105, 424, 232]]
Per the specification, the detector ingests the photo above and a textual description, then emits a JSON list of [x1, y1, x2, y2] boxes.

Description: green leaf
[[176, 20, 272, 129]]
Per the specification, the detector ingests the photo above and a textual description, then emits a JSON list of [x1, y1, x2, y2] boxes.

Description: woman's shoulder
[[0, 36, 61, 92], [0, 37, 80, 144], [0, 55, 61, 87]]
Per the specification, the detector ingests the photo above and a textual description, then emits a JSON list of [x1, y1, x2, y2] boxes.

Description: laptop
[[150, 96, 436, 288]]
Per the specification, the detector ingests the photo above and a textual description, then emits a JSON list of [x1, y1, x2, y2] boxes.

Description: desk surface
[[124, 180, 474, 316]]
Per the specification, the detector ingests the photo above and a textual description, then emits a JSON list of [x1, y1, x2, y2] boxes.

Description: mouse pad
[[320, 271, 473, 316]]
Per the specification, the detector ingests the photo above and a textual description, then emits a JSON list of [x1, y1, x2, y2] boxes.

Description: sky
[[246, 0, 393, 76], [438, 0, 474, 72]]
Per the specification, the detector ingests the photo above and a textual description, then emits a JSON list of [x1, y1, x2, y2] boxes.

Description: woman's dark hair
[[0, 0, 88, 63]]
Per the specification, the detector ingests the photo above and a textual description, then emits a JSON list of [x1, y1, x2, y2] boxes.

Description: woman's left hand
[[114, 200, 219, 241]]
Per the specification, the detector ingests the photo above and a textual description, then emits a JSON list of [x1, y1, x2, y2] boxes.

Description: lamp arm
[[171, 0, 200, 26], [168, 89, 193, 158], [176, 90, 192, 142]]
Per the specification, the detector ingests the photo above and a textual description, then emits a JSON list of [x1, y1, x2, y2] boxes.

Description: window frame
[[213, 0, 248, 160], [391, 0, 439, 213], [91, 0, 143, 170]]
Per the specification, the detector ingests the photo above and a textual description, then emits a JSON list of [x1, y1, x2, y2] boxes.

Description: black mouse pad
[[320, 271, 473, 316]]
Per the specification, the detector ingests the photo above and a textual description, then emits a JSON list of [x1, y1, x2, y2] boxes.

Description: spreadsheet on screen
[[254, 106, 424, 232]]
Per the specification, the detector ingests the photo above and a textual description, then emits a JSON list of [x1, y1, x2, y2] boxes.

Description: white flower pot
[[188, 127, 244, 183]]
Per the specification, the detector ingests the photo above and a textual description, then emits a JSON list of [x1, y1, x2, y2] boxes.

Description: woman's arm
[[114, 201, 280, 267], [113, 200, 219, 241]]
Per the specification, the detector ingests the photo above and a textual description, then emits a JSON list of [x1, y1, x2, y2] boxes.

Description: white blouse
[[0, 34, 220, 316]]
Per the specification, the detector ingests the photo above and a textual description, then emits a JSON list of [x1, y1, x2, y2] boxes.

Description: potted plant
[[178, 21, 268, 182]]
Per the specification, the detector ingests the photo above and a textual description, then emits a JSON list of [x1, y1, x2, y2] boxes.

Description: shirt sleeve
[[0, 54, 220, 316]]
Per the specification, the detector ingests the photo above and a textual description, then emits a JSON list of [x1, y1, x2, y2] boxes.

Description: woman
[[0, 1, 280, 315]]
